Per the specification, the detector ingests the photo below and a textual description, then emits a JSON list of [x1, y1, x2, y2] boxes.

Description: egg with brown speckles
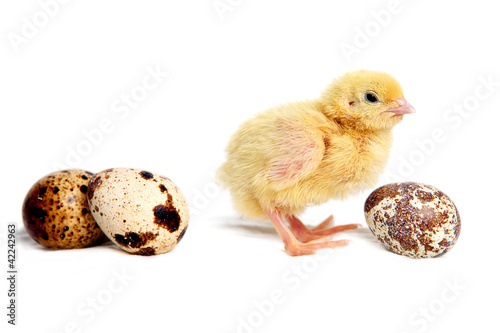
[[87, 168, 189, 256], [22, 170, 105, 249], [364, 182, 461, 258]]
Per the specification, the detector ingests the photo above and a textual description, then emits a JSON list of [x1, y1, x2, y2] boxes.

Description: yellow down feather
[[217, 70, 409, 220]]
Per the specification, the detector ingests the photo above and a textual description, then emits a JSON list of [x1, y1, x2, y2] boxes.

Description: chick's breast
[[311, 130, 393, 201]]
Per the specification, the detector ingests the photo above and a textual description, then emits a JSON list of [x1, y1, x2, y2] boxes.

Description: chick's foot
[[286, 215, 359, 243], [265, 208, 351, 256]]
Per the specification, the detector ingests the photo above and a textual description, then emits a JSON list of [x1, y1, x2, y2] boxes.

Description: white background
[[1, 0, 499, 332]]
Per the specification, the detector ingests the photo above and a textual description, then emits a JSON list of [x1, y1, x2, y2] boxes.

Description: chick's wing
[[267, 112, 329, 190]]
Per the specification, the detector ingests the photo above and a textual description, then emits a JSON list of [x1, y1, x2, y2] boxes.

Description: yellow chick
[[217, 70, 415, 256]]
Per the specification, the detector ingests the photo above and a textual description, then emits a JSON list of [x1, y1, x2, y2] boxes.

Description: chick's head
[[320, 70, 415, 131]]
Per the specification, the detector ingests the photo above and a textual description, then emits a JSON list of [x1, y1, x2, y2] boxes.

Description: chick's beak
[[384, 98, 416, 115]]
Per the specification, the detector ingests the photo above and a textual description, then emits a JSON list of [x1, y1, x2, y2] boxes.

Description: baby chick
[[217, 70, 415, 256]]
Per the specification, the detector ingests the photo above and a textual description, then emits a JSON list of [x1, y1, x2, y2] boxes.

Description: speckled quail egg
[[364, 182, 461, 258], [87, 168, 189, 255], [22, 170, 105, 249]]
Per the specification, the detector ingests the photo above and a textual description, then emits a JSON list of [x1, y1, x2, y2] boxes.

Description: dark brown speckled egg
[[364, 182, 461, 258], [22, 170, 104, 249]]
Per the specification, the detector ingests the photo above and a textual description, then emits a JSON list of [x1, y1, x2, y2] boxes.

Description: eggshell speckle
[[22, 170, 104, 249], [364, 182, 461, 258], [87, 168, 188, 255]]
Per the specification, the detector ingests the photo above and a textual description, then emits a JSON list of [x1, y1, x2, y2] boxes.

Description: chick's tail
[[216, 160, 269, 220]]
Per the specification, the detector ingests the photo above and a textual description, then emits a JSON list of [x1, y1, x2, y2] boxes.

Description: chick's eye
[[364, 92, 379, 103]]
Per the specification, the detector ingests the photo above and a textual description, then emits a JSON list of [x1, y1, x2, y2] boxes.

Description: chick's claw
[[286, 215, 359, 243]]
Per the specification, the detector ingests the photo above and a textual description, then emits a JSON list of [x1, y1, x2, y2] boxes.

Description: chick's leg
[[264, 208, 350, 256], [287, 215, 360, 243]]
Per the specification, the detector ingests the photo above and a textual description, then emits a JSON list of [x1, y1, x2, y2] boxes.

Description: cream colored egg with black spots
[[22, 169, 104, 249], [87, 168, 189, 255], [364, 182, 461, 258]]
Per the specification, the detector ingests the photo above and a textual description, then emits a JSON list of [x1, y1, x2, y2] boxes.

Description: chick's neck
[[319, 102, 386, 137]]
